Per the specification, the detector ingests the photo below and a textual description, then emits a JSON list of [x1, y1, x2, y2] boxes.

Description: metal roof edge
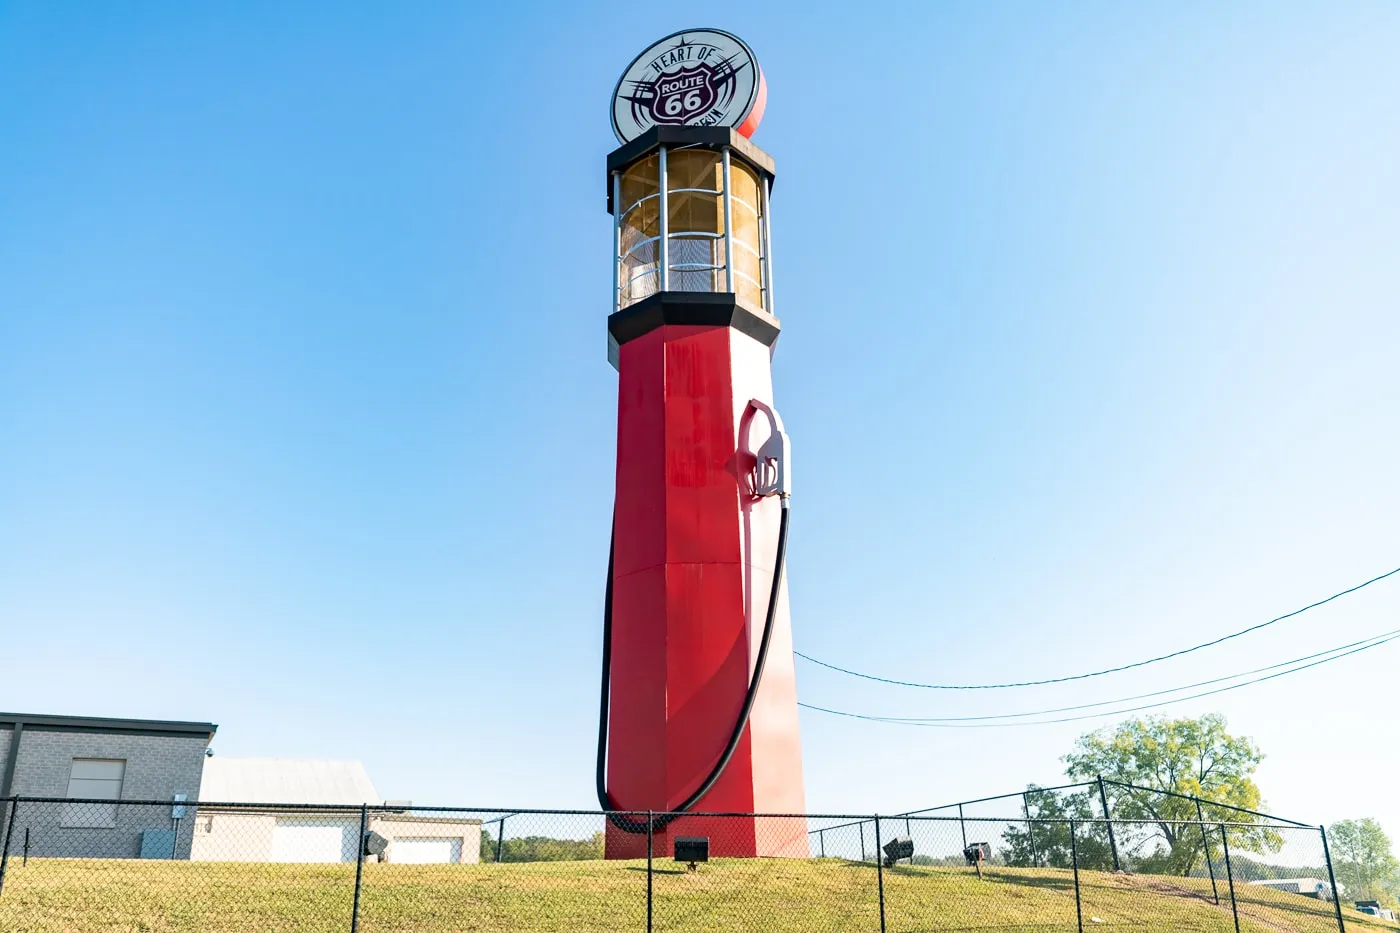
[[0, 712, 218, 738]]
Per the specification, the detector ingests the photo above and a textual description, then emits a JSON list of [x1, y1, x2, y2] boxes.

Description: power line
[[808, 628, 1400, 724], [798, 628, 1400, 728], [795, 565, 1400, 690]]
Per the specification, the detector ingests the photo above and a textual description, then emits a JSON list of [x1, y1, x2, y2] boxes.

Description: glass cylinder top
[[614, 145, 770, 315]]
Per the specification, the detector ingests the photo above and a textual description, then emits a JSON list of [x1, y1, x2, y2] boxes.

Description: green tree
[[1329, 818, 1399, 903], [1063, 714, 1280, 875], [478, 828, 605, 863], [1002, 785, 1115, 870], [480, 826, 497, 863]]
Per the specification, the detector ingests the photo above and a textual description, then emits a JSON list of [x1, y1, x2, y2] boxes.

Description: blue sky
[[2, 1, 1397, 835]]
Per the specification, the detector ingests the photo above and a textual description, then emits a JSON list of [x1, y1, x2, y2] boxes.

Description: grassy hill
[[0, 856, 1389, 932]]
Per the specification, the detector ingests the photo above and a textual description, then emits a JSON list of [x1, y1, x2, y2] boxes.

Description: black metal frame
[[605, 125, 775, 212]]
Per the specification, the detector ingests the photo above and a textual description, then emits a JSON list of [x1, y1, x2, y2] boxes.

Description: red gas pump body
[[605, 313, 807, 859]]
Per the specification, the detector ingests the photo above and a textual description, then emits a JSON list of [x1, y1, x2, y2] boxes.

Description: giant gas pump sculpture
[[595, 29, 807, 860]]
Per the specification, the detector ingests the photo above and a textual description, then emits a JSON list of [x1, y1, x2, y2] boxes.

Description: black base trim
[[608, 292, 780, 354]]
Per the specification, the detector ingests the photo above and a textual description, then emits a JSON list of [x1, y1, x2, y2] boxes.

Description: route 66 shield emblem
[[648, 63, 720, 126]]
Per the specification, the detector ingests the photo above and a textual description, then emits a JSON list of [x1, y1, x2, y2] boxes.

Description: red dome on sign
[[736, 66, 766, 138]]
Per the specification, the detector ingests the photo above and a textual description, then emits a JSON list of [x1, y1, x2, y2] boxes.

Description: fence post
[[1070, 819, 1084, 933], [646, 811, 654, 933], [874, 815, 887, 933], [1320, 825, 1346, 933], [1097, 776, 1121, 872], [1196, 799, 1219, 904], [1219, 824, 1240, 933], [1022, 792, 1039, 868], [0, 799, 9, 865], [495, 817, 505, 863], [0, 798, 17, 899], [350, 804, 367, 933], [958, 803, 968, 852], [859, 820, 866, 861], [819, 829, 825, 858]]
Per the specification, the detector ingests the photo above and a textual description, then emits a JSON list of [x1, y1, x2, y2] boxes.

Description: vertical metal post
[[0, 798, 17, 899], [1220, 824, 1240, 933], [0, 800, 11, 876], [657, 147, 669, 292], [22, 828, 28, 868], [958, 803, 968, 852], [721, 147, 734, 294], [1321, 825, 1346, 933], [646, 811, 654, 933], [350, 804, 367, 933], [1097, 776, 1121, 872], [611, 171, 622, 312], [1070, 819, 1084, 933], [905, 817, 911, 838], [495, 817, 505, 863], [859, 820, 866, 861], [1023, 792, 1039, 868], [759, 175, 774, 315], [0, 724, 23, 801], [1196, 799, 1219, 904], [874, 815, 887, 933], [819, 829, 825, 858]]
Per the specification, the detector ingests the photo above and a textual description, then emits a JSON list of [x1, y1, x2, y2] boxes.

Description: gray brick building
[[1, 712, 217, 859]]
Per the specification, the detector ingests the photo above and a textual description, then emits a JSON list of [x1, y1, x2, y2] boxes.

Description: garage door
[[271, 819, 355, 863], [391, 836, 462, 864]]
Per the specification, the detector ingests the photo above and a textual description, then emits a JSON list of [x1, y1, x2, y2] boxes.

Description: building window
[[60, 759, 126, 828]]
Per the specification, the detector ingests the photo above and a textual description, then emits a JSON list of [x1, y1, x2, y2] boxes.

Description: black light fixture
[[363, 830, 389, 859], [673, 836, 709, 871], [963, 842, 990, 864], [882, 836, 913, 867], [964, 842, 991, 879]]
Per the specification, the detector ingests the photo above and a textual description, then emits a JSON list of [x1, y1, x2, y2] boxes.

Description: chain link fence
[[0, 796, 1385, 932]]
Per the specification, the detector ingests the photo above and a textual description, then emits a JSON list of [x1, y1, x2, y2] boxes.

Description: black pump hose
[[596, 500, 790, 834]]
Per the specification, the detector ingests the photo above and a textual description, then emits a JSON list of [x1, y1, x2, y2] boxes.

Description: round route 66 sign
[[611, 28, 767, 144]]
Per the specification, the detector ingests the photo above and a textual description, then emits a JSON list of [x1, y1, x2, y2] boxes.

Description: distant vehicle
[[1246, 878, 1336, 901], [1355, 901, 1396, 921]]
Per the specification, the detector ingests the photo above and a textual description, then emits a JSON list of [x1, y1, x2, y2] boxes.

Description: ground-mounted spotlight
[[964, 842, 991, 879], [674, 836, 710, 871], [882, 836, 914, 867], [363, 830, 389, 860]]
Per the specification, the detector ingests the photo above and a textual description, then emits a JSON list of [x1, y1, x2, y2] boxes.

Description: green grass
[[0, 857, 1390, 932]]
